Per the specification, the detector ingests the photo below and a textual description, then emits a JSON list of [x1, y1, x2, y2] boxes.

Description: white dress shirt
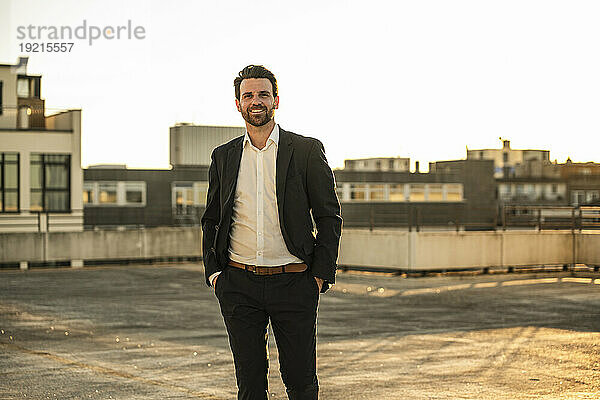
[[209, 124, 303, 285]]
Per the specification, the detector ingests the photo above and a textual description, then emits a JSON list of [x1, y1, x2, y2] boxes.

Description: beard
[[241, 105, 275, 127]]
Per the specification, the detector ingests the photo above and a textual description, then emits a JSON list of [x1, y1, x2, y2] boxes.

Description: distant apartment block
[[0, 57, 82, 232], [560, 159, 600, 205], [83, 165, 209, 229], [334, 159, 496, 229], [467, 139, 549, 179], [343, 157, 410, 172]]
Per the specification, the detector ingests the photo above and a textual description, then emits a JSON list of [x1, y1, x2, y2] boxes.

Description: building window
[[1, 153, 20, 212], [350, 184, 367, 200], [389, 184, 405, 201], [30, 154, 70, 212], [125, 182, 145, 204], [172, 182, 207, 215], [83, 182, 94, 204], [409, 184, 425, 202], [515, 184, 524, 196], [389, 160, 394, 169], [428, 184, 443, 201], [98, 182, 118, 204], [83, 181, 146, 207], [503, 152, 509, 163], [369, 184, 385, 201], [586, 191, 599, 204], [446, 184, 463, 201], [572, 191, 585, 206], [339, 182, 463, 203], [17, 78, 29, 97]]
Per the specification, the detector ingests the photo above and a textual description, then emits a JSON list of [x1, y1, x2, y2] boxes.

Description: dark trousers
[[215, 266, 320, 400]]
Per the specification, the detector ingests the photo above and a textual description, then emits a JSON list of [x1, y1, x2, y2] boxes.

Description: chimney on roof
[[415, 161, 420, 173], [502, 139, 510, 149], [14, 57, 28, 74]]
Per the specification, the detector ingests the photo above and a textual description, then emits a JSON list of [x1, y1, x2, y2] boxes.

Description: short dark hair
[[234, 65, 278, 100]]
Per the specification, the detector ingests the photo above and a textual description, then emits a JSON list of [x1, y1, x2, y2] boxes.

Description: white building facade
[[0, 57, 83, 232]]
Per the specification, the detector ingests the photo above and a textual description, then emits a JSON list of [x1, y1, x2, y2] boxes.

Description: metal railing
[[340, 205, 497, 232], [501, 205, 600, 231]]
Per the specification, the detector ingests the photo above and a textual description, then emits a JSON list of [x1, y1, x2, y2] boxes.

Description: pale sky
[[1, 0, 599, 170]]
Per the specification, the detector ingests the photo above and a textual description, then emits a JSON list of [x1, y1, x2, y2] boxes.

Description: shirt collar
[[243, 124, 279, 149]]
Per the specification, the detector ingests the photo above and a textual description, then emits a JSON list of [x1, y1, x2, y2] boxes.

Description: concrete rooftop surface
[[1, 264, 599, 400]]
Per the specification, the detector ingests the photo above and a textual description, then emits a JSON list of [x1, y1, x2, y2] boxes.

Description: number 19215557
[[19, 43, 74, 52]]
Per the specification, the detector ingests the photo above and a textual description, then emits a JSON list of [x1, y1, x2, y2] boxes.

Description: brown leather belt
[[228, 260, 307, 275]]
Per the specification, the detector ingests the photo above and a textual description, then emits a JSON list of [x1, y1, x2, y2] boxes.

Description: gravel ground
[[1, 264, 599, 399]]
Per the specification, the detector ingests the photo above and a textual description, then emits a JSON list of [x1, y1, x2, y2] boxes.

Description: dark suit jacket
[[201, 127, 342, 293]]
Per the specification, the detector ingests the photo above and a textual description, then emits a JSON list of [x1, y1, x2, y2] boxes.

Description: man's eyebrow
[[241, 90, 272, 96]]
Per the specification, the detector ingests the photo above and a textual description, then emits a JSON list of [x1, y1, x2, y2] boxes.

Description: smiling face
[[236, 78, 279, 127]]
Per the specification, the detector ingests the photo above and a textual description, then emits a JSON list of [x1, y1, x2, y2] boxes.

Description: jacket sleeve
[[306, 139, 342, 292], [201, 149, 222, 286]]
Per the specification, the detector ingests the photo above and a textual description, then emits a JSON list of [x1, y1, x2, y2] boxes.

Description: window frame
[[0, 152, 20, 213], [83, 181, 147, 207], [30, 153, 71, 213]]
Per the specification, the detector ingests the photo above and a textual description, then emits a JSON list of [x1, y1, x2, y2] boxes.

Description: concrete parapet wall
[[339, 229, 577, 271], [338, 229, 410, 269], [0, 227, 596, 270], [0, 227, 201, 263], [577, 231, 600, 265], [413, 231, 503, 270], [501, 231, 573, 267]]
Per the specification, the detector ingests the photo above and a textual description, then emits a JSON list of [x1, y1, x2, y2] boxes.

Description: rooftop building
[[0, 57, 83, 232]]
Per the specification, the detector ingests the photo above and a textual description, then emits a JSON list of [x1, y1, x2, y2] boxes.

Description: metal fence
[[501, 205, 600, 231]]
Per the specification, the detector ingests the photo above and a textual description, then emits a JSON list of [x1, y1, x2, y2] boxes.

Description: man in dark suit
[[201, 65, 342, 400]]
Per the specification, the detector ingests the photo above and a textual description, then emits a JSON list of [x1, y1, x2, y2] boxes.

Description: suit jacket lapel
[[276, 128, 294, 217], [224, 137, 243, 207]]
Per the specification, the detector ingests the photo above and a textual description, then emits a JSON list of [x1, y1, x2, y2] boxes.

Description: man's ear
[[235, 98, 241, 112], [274, 96, 279, 109]]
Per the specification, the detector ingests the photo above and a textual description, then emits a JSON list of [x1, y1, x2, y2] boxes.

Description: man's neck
[[246, 119, 276, 150]]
